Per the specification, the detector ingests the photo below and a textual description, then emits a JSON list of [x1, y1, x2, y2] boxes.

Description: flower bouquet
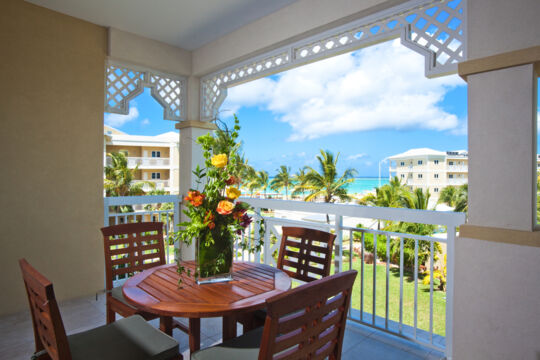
[[173, 116, 263, 284]]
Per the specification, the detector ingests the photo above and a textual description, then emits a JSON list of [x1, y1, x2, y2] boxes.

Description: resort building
[[104, 125, 180, 194], [388, 148, 468, 201]]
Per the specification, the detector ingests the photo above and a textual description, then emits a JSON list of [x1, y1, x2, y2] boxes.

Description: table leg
[[222, 314, 237, 341], [188, 318, 201, 353], [159, 316, 173, 336]]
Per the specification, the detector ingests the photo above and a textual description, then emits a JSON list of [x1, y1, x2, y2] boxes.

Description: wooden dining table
[[122, 260, 291, 352]]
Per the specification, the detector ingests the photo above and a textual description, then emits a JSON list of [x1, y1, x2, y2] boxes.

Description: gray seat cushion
[[111, 286, 136, 309], [191, 327, 263, 360], [68, 315, 179, 360]]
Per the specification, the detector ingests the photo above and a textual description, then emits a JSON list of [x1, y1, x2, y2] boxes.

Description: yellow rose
[[216, 200, 234, 215], [211, 154, 228, 168], [226, 187, 241, 200]]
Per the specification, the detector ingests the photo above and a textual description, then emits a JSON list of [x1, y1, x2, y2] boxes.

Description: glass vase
[[195, 227, 234, 284]]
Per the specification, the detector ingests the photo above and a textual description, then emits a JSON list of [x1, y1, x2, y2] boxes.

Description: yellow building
[[388, 148, 468, 202], [104, 125, 179, 194]]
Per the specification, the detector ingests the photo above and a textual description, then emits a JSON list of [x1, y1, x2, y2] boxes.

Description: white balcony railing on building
[[447, 165, 468, 173], [106, 156, 170, 168], [103, 195, 465, 359], [132, 179, 170, 191], [447, 178, 467, 186]]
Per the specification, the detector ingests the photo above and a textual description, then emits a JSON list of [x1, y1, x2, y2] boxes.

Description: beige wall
[[142, 147, 170, 158], [0, 0, 106, 315], [107, 145, 142, 157]]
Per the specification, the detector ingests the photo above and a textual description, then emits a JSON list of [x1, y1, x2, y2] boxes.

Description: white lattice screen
[[201, 0, 466, 120], [105, 61, 186, 121]]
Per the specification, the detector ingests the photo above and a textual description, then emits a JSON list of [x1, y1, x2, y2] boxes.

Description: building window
[[400, 161, 405, 166], [434, 188, 439, 192], [434, 174, 439, 178], [449, 174, 454, 179], [434, 160, 439, 165], [400, 174, 405, 179], [418, 174, 423, 179], [449, 161, 454, 165], [151, 172, 161, 179], [151, 151, 161, 158], [418, 160, 423, 165]]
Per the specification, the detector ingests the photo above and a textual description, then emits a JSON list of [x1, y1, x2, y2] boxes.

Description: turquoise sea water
[[253, 177, 389, 196]]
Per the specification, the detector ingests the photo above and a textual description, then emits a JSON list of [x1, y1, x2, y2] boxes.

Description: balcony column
[[174, 76, 217, 260], [453, 1, 540, 358]]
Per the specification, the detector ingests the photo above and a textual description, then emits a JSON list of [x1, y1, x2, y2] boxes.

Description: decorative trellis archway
[[105, 60, 187, 121], [201, 0, 466, 120]]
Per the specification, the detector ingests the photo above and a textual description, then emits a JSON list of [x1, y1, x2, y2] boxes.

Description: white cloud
[[141, 118, 150, 126], [105, 106, 139, 127], [347, 153, 367, 160], [222, 39, 466, 141]]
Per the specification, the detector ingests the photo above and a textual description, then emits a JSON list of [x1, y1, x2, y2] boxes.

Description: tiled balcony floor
[[0, 293, 444, 360]]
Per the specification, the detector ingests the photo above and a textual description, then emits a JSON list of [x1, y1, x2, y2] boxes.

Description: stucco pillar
[[175, 121, 217, 260], [452, 1, 540, 358], [467, 64, 537, 231], [174, 76, 217, 259]]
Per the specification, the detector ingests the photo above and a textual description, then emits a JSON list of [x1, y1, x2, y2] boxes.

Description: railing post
[[103, 197, 110, 227], [253, 207, 261, 263], [445, 225, 456, 360], [173, 197, 181, 262], [334, 215, 343, 273], [263, 224, 271, 265]]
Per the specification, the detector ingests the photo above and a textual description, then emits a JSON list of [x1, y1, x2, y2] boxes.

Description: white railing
[[102, 195, 466, 358], [237, 197, 466, 359], [103, 195, 181, 264], [106, 156, 171, 168]]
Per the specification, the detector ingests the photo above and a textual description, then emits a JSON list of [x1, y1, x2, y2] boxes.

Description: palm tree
[[358, 176, 409, 229], [292, 167, 309, 198], [358, 176, 409, 209], [104, 152, 154, 197], [438, 184, 468, 212], [304, 150, 357, 222], [270, 165, 293, 199], [253, 170, 270, 198], [402, 188, 431, 210]]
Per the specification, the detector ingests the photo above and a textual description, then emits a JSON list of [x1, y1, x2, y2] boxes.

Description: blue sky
[[105, 39, 538, 177]]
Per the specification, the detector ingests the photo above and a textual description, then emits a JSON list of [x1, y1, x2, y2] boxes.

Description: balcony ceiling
[[25, 0, 299, 50]]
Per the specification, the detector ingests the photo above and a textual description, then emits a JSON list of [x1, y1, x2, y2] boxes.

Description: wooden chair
[[19, 258, 182, 360], [277, 226, 336, 282], [192, 270, 357, 360], [239, 226, 336, 331], [101, 222, 190, 336], [101, 222, 167, 324]]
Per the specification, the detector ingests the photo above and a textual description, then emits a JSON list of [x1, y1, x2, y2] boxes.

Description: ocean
[[253, 177, 389, 196]]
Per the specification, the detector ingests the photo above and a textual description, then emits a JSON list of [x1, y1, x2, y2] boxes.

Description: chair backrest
[[277, 227, 336, 283], [19, 259, 72, 360], [259, 270, 357, 360], [101, 222, 166, 291]]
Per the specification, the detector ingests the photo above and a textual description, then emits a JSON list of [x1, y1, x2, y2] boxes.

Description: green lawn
[[338, 249, 447, 336]]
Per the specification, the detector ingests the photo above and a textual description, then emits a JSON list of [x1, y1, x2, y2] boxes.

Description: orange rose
[[185, 190, 205, 207], [216, 200, 234, 215]]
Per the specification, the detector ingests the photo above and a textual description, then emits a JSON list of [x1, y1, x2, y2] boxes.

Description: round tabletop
[[122, 261, 292, 318]]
